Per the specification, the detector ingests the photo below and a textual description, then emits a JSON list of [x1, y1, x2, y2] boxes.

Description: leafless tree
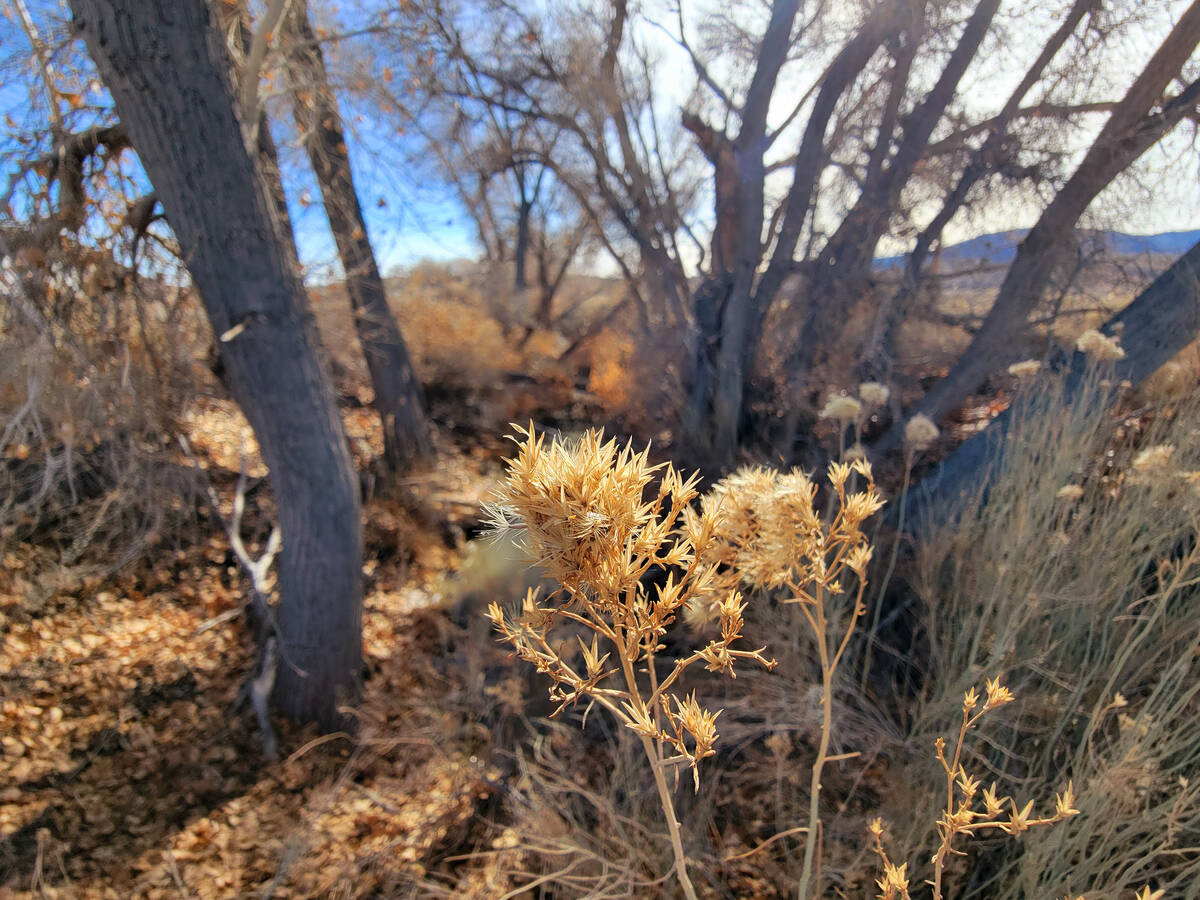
[[398, 90, 593, 335], [888, 0, 1200, 447], [385, 0, 1200, 466], [277, 0, 432, 472]]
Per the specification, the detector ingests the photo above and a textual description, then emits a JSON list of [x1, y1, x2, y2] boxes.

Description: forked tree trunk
[[679, 0, 801, 466], [795, 0, 999, 386], [281, 0, 431, 472], [860, 0, 1097, 384], [71, 0, 363, 729]]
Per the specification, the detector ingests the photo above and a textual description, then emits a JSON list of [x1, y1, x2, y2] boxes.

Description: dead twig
[[177, 435, 283, 759]]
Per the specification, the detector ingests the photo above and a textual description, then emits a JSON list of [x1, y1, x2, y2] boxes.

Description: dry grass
[[885, 364, 1200, 897]]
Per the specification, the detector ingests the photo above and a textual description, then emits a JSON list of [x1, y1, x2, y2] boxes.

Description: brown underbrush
[[3, 258, 1198, 899]]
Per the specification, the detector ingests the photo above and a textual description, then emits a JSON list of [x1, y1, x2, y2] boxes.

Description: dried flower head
[[1055, 782, 1079, 819], [869, 818, 911, 900], [1076, 328, 1126, 361], [845, 443, 869, 463], [983, 676, 1015, 710], [983, 783, 1004, 818], [689, 462, 883, 606], [963, 686, 979, 712], [486, 425, 775, 900], [1007, 359, 1042, 379], [876, 860, 910, 900], [697, 456, 884, 900], [1132, 444, 1175, 474], [820, 393, 863, 423], [904, 414, 940, 451], [1055, 484, 1085, 501], [859, 382, 891, 407], [672, 692, 722, 789]]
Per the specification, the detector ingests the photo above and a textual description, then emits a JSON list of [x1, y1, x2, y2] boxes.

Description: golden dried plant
[[1075, 328, 1126, 361], [859, 381, 891, 408], [869, 818, 913, 900], [904, 414, 940, 452], [820, 393, 864, 423], [872, 677, 1081, 900], [686, 459, 885, 898], [1007, 359, 1042, 379], [484, 425, 775, 900]]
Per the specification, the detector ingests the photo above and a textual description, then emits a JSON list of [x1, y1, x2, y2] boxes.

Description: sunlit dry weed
[[484, 425, 775, 898], [691, 460, 884, 898]]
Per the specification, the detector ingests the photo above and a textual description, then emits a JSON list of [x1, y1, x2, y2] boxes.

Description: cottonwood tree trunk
[[679, 0, 802, 466], [886, 0, 1200, 447], [797, 0, 999, 382], [754, 3, 899, 459], [71, 0, 363, 729], [281, 0, 431, 472]]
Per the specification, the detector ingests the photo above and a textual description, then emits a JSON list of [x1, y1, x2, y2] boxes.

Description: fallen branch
[[178, 435, 283, 759]]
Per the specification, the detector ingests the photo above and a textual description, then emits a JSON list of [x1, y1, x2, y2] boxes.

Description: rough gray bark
[[751, 4, 899, 324], [889, 0, 1200, 447], [707, 0, 802, 465], [903, 238, 1200, 528], [818, 0, 1000, 280], [71, 0, 363, 729], [281, 0, 431, 472], [678, 0, 804, 463]]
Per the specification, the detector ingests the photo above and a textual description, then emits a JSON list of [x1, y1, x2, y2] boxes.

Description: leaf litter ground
[[1, 400, 516, 898]]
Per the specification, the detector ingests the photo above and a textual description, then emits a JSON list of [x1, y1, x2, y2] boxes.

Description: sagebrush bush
[[485, 425, 894, 897], [890, 364, 1200, 897]]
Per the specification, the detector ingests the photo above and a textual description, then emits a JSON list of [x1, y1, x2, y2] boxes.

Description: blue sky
[[2, 0, 1199, 283], [0, 0, 478, 280]]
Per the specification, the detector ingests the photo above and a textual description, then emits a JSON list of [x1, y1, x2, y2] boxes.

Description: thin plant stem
[[641, 732, 698, 900], [798, 583, 832, 900], [611, 622, 698, 900], [798, 576, 866, 899]]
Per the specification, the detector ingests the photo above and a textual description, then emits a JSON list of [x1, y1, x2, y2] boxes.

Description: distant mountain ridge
[[877, 228, 1200, 269]]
